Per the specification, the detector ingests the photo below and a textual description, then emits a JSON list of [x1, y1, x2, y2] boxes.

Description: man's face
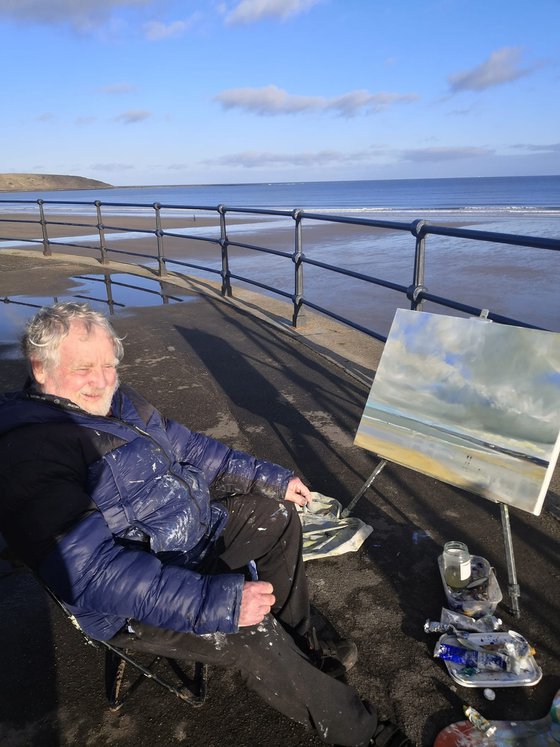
[[32, 320, 119, 416]]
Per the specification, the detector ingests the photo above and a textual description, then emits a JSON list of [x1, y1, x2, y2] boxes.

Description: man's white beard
[[81, 375, 119, 416]]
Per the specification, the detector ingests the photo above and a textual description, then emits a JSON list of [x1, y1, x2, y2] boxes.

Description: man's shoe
[[305, 626, 358, 677], [369, 720, 412, 747]]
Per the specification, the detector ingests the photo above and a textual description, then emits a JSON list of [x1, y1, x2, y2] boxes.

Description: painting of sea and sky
[[354, 309, 560, 515]]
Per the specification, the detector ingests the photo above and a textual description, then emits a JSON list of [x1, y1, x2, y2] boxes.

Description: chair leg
[[195, 661, 208, 704], [165, 658, 208, 706], [105, 648, 128, 711], [103, 643, 208, 709]]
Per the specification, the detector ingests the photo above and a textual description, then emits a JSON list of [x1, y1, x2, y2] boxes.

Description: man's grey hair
[[21, 301, 124, 370]]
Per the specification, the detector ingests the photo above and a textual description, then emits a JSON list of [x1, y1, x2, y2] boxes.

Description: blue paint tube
[[434, 642, 507, 671]]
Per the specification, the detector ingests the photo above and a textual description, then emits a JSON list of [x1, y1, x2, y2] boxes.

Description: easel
[[341, 456, 521, 617], [343, 308, 560, 620]]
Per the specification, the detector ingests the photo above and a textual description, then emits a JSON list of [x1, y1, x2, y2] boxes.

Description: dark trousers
[[109, 495, 377, 746], [212, 493, 311, 639]]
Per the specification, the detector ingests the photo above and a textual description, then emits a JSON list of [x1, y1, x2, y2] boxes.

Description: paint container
[[438, 555, 503, 617], [443, 541, 472, 589]]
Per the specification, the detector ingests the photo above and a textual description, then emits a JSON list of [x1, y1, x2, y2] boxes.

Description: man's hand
[[238, 581, 276, 627], [283, 476, 312, 507]]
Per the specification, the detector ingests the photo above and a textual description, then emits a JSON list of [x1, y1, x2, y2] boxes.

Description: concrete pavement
[[1, 250, 559, 746]]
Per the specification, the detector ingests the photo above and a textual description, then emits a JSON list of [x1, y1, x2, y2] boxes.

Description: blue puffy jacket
[[0, 384, 293, 640]]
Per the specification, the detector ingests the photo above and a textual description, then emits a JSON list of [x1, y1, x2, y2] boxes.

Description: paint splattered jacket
[[0, 384, 293, 641]]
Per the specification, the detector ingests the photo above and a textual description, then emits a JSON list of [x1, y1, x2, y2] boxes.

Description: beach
[[1, 199, 559, 338]]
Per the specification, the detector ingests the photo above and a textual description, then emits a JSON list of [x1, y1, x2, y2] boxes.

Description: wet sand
[[0, 209, 407, 264], [0, 211, 218, 242]]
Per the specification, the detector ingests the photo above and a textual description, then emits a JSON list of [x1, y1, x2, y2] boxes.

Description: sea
[[3, 174, 560, 219], [1, 175, 559, 341]]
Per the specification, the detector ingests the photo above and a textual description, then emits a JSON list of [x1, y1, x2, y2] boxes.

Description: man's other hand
[[283, 476, 312, 507], [238, 581, 276, 627]]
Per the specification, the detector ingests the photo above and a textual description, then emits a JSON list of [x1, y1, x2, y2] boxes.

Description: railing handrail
[[3, 197, 559, 251], [1, 197, 558, 341]]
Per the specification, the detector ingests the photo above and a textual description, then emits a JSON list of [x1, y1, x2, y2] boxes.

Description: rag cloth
[[297, 492, 373, 561]]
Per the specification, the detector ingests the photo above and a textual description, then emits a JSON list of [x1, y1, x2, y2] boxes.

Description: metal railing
[[1, 198, 559, 342]]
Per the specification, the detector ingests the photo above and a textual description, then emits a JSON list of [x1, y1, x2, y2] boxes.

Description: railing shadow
[[172, 300, 371, 498]]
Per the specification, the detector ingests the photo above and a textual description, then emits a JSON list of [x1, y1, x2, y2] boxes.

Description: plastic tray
[[438, 554, 502, 617], [436, 632, 542, 688]]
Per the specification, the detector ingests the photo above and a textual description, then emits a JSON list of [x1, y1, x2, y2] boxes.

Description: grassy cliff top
[[0, 173, 113, 192]]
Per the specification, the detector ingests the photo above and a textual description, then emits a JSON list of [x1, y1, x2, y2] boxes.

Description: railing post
[[159, 279, 170, 304], [408, 219, 427, 310], [37, 200, 51, 256], [218, 205, 232, 297], [291, 209, 304, 327], [153, 203, 167, 276], [95, 201, 109, 265], [103, 274, 115, 315]]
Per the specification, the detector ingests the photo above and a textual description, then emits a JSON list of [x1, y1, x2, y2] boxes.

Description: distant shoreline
[[0, 173, 112, 193]]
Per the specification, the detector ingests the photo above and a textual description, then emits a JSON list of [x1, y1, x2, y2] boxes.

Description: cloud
[[448, 47, 535, 92], [448, 106, 476, 116], [113, 109, 152, 123], [223, 0, 321, 25], [143, 16, 200, 40], [214, 85, 418, 116], [327, 90, 418, 116], [76, 116, 97, 125], [0, 0, 151, 29], [401, 146, 493, 162], [204, 148, 379, 168], [91, 162, 135, 171], [98, 82, 137, 94], [513, 143, 560, 154]]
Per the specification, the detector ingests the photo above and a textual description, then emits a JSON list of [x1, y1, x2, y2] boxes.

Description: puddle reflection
[[0, 272, 194, 358]]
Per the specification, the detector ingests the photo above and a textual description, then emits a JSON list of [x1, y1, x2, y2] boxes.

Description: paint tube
[[424, 620, 454, 634], [424, 610, 502, 635], [433, 642, 508, 671], [464, 706, 497, 737], [440, 608, 502, 632]]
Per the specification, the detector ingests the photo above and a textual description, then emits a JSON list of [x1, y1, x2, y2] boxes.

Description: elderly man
[[0, 302, 409, 747]]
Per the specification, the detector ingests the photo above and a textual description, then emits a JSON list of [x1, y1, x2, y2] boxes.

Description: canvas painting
[[354, 309, 560, 515]]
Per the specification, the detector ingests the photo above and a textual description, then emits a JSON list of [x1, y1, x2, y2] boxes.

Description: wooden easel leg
[[500, 502, 521, 618], [342, 458, 387, 517]]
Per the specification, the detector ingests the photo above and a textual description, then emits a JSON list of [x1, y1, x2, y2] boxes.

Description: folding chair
[[42, 583, 209, 711], [0, 546, 209, 713]]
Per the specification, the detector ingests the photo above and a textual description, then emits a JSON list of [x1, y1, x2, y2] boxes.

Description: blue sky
[[1, 0, 559, 186]]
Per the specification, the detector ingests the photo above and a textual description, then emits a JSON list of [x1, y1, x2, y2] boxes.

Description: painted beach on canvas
[[354, 309, 560, 515]]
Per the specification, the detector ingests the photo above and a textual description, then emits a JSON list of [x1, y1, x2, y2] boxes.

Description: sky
[[1, 0, 559, 186]]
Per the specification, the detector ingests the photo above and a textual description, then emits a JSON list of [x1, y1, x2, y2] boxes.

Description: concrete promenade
[[1, 251, 559, 746]]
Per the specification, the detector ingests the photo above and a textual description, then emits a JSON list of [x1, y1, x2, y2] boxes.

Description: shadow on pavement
[[0, 566, 61, 745]]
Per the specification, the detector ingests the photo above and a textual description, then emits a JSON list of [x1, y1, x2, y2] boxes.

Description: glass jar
[[443, 541, 471, 589]]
